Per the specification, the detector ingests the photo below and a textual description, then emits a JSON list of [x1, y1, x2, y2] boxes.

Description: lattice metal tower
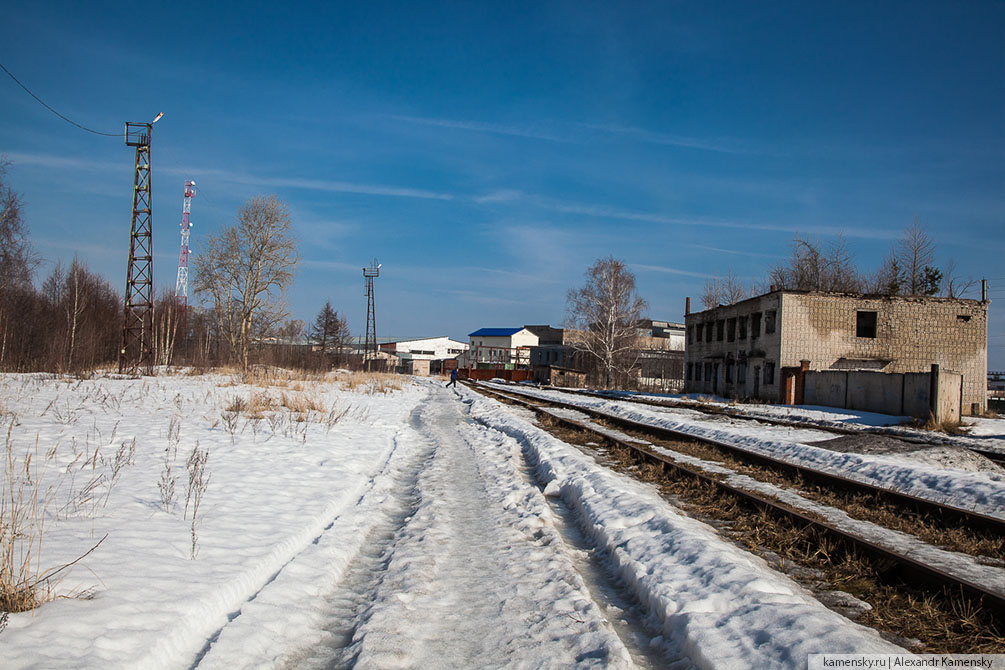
[[363, 259, 381, 371], [118, 115, 161, 375], [175, 180, 196, 307]]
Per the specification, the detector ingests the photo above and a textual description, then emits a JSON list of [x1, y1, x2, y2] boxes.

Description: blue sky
[[2, 1, 1004, 365]]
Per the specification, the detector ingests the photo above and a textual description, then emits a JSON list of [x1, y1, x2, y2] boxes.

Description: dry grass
[[279, 391, 325, 415], [225, 391, 279, 419], [1, 426, 47, 612], [340, 372, 402, 394]]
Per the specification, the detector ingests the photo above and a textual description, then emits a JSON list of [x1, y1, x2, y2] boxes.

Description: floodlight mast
[[363, 259, 380, 370], [118, 114, 162, 375]]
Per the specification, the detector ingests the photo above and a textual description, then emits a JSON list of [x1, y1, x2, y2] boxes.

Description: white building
[[380, 336, 469, 362], [465, 327, 539, 367]]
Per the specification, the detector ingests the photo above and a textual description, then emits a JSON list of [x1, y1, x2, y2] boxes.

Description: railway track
[[467, 381, 1005, 634], [564, 387, 1005, 466], [478, 382, 1005, 535]]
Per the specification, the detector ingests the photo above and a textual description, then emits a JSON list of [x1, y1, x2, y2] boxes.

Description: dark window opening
[[737, 363, 746, 384], [856, 311, 878, 338], [727, 318, 736, 342], [687, 326, 694, 343], [725, 361, 734, 383], [957, 314, 971, 322], [686, 362, 693, 380], [716, 320, 725, 341], [764, 361, 775, 385], [738, 316, 747, 340], [751, 313, 762, 339], [764, 310, 776, 334], [706, 323, 715, 341]]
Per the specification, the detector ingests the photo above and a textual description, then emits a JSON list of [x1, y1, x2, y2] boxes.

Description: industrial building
[[684, 290, 988, 417]]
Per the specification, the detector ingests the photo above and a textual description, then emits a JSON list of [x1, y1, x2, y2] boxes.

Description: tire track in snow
[[512, 435, 693, 670], [190, 409, 435, 670], [311, 386, 636, 668], [284, 406, 438, 669]]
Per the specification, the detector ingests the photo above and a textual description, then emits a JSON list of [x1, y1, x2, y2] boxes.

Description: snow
[[584, 388, 1005, 454], [487, 383, 1005, 519], [0, 371, 940, 669], [465, 388, 902, 667], [534, 407, 1004, 599]]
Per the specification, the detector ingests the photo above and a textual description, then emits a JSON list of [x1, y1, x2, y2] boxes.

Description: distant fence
[[459, 368, 532, 383], [801, 365, 962, 422]]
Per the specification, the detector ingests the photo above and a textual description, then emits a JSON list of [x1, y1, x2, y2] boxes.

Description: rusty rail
[[469, 383, 1005, 627], [482, 383, 1005, 535]]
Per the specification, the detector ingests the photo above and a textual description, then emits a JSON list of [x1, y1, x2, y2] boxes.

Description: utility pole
[[118, 113, 163, 375], [363, 259, 381, 371]]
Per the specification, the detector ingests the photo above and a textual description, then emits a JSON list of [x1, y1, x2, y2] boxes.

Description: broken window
[[686, 363, 693, 380], [725, 360, 734, 383], [764, 310, 776, 334], [716, 320, 725, 341], [764, 361, 775, 385], [727, 318, 736, 342], [737, 362, 746, 384], [738, 316, 747, 340], [856, 311, 877, 338], [687, 326, 693, 344], [706, 322, 715, 341], [751, 312, 761, 339]]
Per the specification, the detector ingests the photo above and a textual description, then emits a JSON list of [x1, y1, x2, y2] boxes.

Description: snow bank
[[1, 373, 424, 670], [493, 385, 1005, 518], [465, 388, 903, 669]]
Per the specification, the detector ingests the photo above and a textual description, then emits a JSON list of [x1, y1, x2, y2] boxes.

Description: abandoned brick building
[[684, 290, 988, 416]]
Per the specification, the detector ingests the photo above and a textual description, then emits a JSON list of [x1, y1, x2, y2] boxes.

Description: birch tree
[[566, 256, 647, 388], [193, 195, 299, 370]]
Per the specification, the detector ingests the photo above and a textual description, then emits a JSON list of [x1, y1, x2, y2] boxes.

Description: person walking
[[446, 367, 458, 388]]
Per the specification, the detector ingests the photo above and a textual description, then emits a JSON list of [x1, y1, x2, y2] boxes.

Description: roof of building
[[469, 327, 525, 337], [686, 288, 985, 318]]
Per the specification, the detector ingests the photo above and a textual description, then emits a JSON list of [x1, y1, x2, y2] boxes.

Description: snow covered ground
[[488, 383, 1005, 519], [0, 372, 926, 668], [584, 389, 1005, 453]]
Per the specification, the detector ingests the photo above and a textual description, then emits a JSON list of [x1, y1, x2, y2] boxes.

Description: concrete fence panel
[[804, 370, 847, 408]]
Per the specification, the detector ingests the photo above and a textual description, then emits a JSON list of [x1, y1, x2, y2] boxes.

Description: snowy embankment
[[490, 384, 1005, 518], [464, 386, 902, 667], [597, 389, 1005, 453], [1, 372, 424, 670]]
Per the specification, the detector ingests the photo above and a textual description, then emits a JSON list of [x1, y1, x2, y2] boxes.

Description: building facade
[[380, 336, 468, 361], [684, 290, 988, 414], [465, 327, 540, 367]]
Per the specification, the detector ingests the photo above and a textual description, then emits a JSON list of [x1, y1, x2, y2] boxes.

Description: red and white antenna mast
[[175, 180, 196, 306]]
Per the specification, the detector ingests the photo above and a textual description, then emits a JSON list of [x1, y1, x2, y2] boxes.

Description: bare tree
[[866, 249, 903, 295], [896, 218, 940, 296], [941, 258, 977, 299], [701, 271, 748, 309], [768, 235, 862, 293], [566, 256, 647, 388], [193, 195, 299, 370], [0, 158, 37, 368]]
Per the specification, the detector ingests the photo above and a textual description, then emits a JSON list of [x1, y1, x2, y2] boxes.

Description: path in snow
[[305, 386, 650, 668]]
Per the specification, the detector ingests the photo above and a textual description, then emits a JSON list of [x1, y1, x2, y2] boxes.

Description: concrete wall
[[803, 368, 962, 421]]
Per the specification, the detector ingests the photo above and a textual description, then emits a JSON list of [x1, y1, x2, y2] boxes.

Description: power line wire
[[0, 61, 119, 137]]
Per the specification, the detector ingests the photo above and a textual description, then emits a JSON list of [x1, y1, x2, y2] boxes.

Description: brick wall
[[779, 293, 987, 414]]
